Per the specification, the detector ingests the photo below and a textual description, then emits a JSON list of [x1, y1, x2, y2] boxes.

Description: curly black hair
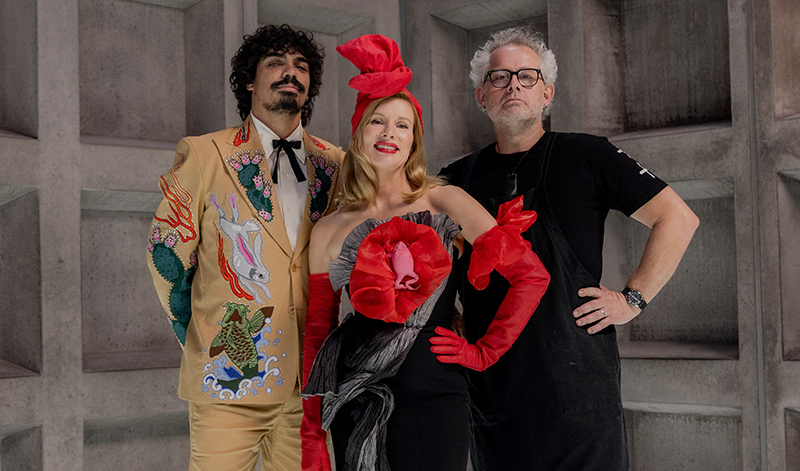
[[230, 24, 325, 126]]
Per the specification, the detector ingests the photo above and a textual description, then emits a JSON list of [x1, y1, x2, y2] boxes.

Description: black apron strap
[[459, 149, 482, 193], [535, 131, 557, 197]]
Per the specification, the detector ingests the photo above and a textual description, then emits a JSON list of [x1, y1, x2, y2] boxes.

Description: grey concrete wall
[[184, 0, 228, 135], [625, 194, 738, 344], [79, 0, 187, 143], [626, 407, 743, 471], [0, 0, 798, 470], [771, 0, 800, 119], [778, 173, 800, 360], [0, 188, 42, 375], [621, 0, 731, 131], [0, 0, 38, 138]]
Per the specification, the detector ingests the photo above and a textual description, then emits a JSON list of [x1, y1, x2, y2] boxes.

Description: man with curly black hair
[[230, 24, 325, 128], [147, 24, 343, 471]]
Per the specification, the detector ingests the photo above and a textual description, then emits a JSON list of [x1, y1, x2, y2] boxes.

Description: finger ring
[[600, 310, 606, 318]]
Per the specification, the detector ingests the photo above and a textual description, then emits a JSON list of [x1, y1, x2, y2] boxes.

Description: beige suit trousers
[[188, 386, 302, 471]]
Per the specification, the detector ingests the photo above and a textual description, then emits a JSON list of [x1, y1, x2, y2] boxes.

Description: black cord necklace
[[503, 149, 530, 197], [500, 130, 545, 197]]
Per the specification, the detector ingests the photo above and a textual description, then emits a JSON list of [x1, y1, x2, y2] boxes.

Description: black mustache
[[271, 76, 305, 93]]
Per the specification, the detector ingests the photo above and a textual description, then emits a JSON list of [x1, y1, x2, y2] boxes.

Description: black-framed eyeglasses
[[484, 68, 542, 88]]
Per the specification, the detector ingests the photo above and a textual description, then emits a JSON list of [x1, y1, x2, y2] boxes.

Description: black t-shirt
[[439, 132, 667, 281]]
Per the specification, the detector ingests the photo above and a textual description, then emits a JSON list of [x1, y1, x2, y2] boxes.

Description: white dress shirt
[[250, 114, 307, 251]]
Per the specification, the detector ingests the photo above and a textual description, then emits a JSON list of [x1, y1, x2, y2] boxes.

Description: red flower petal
[[351, 218, 451, 323]]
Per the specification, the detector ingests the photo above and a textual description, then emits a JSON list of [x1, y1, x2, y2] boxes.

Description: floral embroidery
[[224, 149, 275, 224], [308, 151, 338, 222], [350, 217, 451, 323], [148, 223, 197, 345]]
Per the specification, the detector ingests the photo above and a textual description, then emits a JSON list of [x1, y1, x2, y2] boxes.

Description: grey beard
[[493, 114, 541, 138]]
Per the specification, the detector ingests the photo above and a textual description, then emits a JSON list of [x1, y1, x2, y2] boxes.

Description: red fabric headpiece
[[337, 34, 423, 135]]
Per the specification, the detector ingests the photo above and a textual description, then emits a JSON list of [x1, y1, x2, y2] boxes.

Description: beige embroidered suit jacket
[[147, 116, 343, 403]]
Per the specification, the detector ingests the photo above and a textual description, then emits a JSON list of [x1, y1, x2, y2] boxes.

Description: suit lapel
[[294, 131, 340, 256], [214, 116, 293, 257]]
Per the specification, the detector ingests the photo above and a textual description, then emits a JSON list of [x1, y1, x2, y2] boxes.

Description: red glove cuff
[[303, 273, 341, 387], [467, 196, 537, 290], [301, 395, 331, 471]]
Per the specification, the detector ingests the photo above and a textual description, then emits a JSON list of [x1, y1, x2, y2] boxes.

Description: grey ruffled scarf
[[302, 211, 459, 471]]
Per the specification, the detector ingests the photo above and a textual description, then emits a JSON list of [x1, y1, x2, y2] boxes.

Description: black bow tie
[[271, 139, 305, 183]]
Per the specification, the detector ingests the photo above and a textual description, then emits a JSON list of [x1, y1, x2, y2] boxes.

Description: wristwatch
[[622, 287, 647, 311]]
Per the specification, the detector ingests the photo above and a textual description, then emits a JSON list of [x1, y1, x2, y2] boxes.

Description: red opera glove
[[302, 395, 331, 471], [467, 195, 537, 290], [350, 217, 450, 323], [430, 196, 550, 371], [301, 273, 340, 471], [303, 273, 341, 386]]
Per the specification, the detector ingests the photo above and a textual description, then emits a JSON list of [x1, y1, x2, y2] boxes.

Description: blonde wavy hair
[[337, 92, 443, 209]]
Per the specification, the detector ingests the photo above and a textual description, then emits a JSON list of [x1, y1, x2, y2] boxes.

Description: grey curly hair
[[469, 26, 557, 116]]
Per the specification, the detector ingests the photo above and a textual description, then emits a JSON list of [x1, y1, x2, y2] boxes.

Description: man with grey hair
[[438, 26, 698, 470]]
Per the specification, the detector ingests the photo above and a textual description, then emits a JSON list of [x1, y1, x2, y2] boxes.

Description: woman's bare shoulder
[[428, 184, 472, 214]]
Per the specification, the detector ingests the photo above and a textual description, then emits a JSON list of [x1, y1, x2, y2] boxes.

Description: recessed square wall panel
[[79, 0, 186, 143], [431, 0, 547, 31], [0, 185, 41, 378], [772, 0, 800, 119], [614, 179, 738, 359], [0, 425, 43, 470], [778, 171, 800, 360], [0, 0, 37, 137], [81, 190, 181, 372], [183, 0, 229, 136], [625, 404, 742, 470], [631, 179, 737, 342], [429, 18, 473, 166], [257, 0, 371, 36], [583, 0, 625, 137], [123, 0, 202, 7], [84, 412, 188, 471], [622, 0, 731, 132], [788, 408, 800, 471]]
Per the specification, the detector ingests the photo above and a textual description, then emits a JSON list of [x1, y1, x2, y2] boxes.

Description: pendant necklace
[[503, 150, 529, 197], [501, 130, 545, 197]]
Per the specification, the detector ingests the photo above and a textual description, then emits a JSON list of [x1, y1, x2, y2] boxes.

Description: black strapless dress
[[304, 211, 468, 471]]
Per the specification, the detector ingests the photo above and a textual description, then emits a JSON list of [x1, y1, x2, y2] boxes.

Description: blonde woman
[[300, 34, 550, 471]]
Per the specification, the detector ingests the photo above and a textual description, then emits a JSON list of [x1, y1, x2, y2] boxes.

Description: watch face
[[624, 288, 644, 306]]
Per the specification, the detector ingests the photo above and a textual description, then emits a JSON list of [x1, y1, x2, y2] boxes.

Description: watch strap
[[622, 287, 648, 310]]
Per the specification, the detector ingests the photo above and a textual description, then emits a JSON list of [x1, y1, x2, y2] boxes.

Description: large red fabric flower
[[350, 217, 451, 323], [468, 196, 538, 290]]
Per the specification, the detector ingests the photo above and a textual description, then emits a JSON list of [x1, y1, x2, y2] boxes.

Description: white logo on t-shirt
[[618, 148, 655, 179]]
